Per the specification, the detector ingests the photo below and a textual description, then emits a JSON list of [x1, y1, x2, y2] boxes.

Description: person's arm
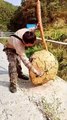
[[20, 53, 44, 77], [13, 40, 43, 76], [19, 53, 41, 75]]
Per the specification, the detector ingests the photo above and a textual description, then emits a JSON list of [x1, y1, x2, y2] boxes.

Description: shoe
[[18, 74, 29, 80], [9, 83, 17, 93]]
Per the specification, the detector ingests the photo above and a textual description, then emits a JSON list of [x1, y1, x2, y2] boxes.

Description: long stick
[[37, 0, 48, 50]]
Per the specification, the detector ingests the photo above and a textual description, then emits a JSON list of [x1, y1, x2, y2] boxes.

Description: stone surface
[[0, 43, 67, 120], [29, 50, 58, 85]]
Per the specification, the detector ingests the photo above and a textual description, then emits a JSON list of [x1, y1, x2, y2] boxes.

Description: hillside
[[0, 0, 17, 31]]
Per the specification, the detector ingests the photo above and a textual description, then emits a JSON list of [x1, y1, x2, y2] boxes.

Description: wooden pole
[[37, 0, 48, 50]]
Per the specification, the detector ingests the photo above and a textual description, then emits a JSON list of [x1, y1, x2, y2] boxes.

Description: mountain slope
[[0, 0, 17, 31]]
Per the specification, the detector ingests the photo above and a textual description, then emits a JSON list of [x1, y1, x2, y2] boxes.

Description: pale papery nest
[[29, 50, 58, 85]]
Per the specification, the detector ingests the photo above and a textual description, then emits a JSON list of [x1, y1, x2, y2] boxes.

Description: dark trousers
[[4, 48, 22, 86]]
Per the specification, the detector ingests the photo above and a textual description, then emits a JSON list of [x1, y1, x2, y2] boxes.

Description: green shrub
[[26, 44, 42, 58], [49, 45, 67, 81]]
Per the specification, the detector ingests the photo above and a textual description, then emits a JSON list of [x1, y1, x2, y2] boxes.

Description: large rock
[[29, 50, 58, 85]]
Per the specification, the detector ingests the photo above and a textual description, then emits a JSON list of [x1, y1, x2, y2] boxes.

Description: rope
[[37, 37, 67, 45]]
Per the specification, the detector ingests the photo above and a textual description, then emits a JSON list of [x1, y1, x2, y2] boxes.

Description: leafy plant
[[0, 0, 17, 31]]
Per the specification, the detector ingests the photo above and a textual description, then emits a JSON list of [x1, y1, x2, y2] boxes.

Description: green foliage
[[8, 7, 25, 31], [40, 0, 67, 24], [26, 44, 43, 58], [45, 26, 67, 81], [9, 0, 37, 31], [0, 37, 8, 44], [8, 0, 67, 31], [44, 26, 67, 81], [45, 25, 67, 40], [0, 0, 17, 31], [49, 45, 67, 81]]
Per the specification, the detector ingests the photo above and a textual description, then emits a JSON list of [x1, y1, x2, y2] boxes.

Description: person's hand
[[36, 23, 40, 29], [36, 71, 44, 77], [30, 66, 44, 77]]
